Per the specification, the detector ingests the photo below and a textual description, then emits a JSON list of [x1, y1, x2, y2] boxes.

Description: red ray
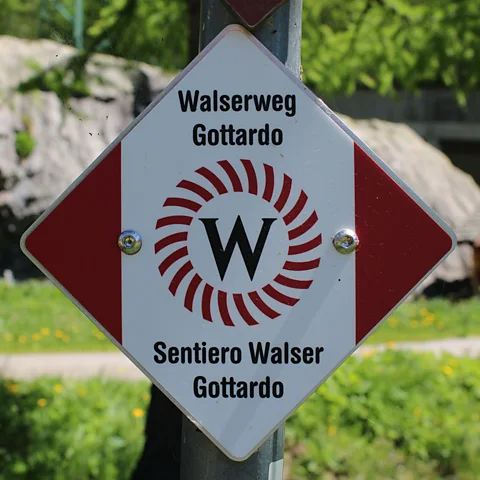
[[158, 246, 189, 276], [288, 234, 323, 255], [248, 291, 280, 319], [241, 159, 258, 195], [274, 174, 292, 212], [154, 232, 188, 254], [219, 160, 243, 192], [202, 284, 214, 322], [274, 274, 312, 289], [288, 211, 318, 241], [196, 166, 228, 195], [163, 197, 202, 212], [283, 191, 307, 226], [263, 164, 275, 202], [218, 291, 235, 326], [263, 284, 299, 306], [184, 274, 202, 312], [177, 180, 214, 202], [283, 259, 320, 271], [156, 216, 192, 229], [233, 294, 259, 326]]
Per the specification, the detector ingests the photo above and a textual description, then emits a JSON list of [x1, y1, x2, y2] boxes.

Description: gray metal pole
[[181, 418, 285, 480], [74, 0, 84, 49], [199, 0, 303, 78], [180, 1, 303, 478]]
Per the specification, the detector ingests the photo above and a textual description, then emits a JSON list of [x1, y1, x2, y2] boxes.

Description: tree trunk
[[130, 3, 201, 478]]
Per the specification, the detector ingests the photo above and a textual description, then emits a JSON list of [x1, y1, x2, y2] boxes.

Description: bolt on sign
[[21, 26, 456, 460]]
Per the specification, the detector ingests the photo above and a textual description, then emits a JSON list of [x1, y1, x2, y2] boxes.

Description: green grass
[[0, 280, 479, 354], [367, 296, 480, 343], [0, 281, 116, 353]]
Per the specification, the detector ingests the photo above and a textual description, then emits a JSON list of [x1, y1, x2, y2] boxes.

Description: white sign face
[[21, 26, 455, 460], [123, 27, 355, 461]]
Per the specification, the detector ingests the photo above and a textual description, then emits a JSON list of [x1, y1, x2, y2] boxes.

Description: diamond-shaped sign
[[223, 0, 287, 28], [21, 26, 455, 461]]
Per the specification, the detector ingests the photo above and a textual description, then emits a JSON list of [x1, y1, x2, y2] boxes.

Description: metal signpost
[[179, 2, 302, 478], [21, 1, 456, 478]]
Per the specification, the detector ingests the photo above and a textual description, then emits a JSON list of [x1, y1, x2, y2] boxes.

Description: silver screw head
[[333, 229, 359, 255], [118, 230, 142, 255]]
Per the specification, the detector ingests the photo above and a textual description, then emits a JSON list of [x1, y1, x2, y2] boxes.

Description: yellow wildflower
[[93, 331, 106, 341], [37, 398, 47, 407], [422, 314, 435, 327], [77, 389, 86, 397], [71, 325, 80, 333], [5, 382, 19, 393], [362, 348, 377, 358], [327, 425, 337, 436], [18, 335, 27, 343], [32, 333, 42, 341], [414, 407, 422, 416], [449, 358, 458, 366], [62, 335, 71, 343], [443, 365, 453, 376], [419, 308, 429, 317], [410, 320, 419, 328], [40, 328, 50, 336], [132, 408, 145, 418], [55, 330, 64, 339], [386, 341, 396, 350], [388, 317, 398, 328], [53, 384, 63, 393], [4, 333, 13, 342], [437, 322, 445, 330]]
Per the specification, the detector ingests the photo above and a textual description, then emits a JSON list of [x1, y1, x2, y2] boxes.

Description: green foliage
[[0, 378, 147, 479], [0, 352, 478, 479], [0, 281, 116, 353], [302, 0, 480, 102], [1, 281, 480, 353], [14, 131, 35, 159], [303, 0, 418, 96], [0, 0, 40, 40], [87, 0, 188, 71], [287, 351, 480, 479]]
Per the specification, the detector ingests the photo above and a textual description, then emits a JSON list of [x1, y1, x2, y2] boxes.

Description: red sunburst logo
[[154, 159, 322, 326]]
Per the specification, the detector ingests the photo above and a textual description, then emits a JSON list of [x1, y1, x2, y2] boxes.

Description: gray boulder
[[0, 35, 173, 276], [342, 117, 480, 295]]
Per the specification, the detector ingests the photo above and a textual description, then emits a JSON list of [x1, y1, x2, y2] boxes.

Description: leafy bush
[[287, 351, 480, 480], [0, 352, 478, 479], [0, 378, 147, 479], [14, 131, 35, 159]]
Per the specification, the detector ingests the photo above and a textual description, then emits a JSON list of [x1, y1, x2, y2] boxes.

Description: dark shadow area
[[441, 140, 480, 186], [421, 278, 474, 300]]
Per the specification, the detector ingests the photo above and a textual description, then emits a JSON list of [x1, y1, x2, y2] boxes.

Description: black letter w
[[200, 216, 276, 281]]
